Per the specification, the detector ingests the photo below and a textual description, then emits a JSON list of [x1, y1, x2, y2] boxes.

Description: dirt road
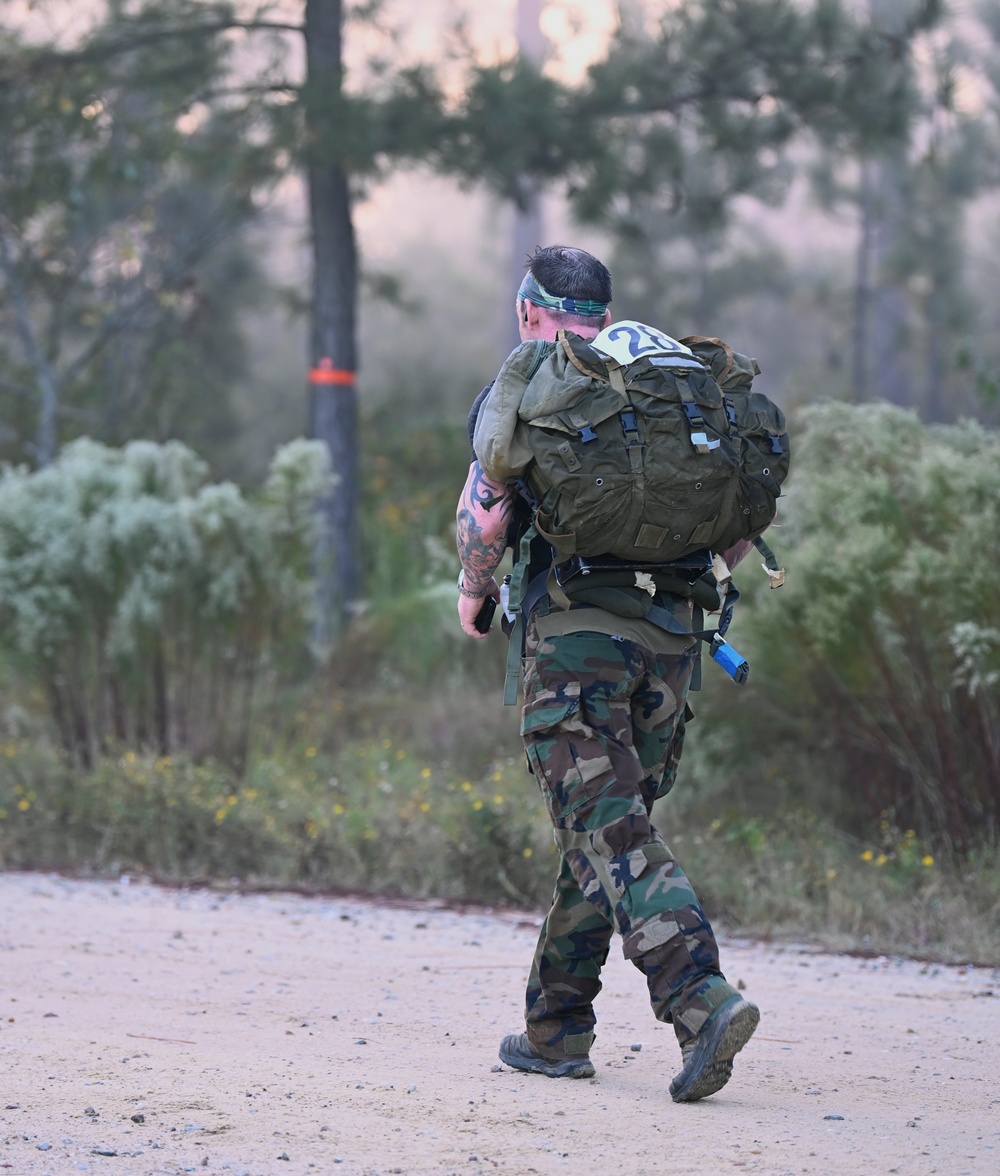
[[1, 872, 997, 1176]]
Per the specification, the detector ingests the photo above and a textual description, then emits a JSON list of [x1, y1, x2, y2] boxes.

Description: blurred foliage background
[[0, 0, 998, 961]]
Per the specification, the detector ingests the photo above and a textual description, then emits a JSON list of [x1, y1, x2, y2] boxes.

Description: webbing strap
[[502, 524, 538, 706], [644, 602, 698, 638], [608, 364, 628, 398], [676, 376, 719, 455], [503, 615, 522, 706], [753, 534, 785, 588]]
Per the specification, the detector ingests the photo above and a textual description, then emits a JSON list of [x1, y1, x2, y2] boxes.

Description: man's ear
[[602, 308, 612, 327]]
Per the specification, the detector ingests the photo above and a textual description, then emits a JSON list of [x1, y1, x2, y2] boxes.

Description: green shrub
[[0, 437, 330, 770], [691, 402, 1000, 852]]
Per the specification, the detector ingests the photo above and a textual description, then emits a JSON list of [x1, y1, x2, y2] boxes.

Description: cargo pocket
[[520, 683, 594, 825]]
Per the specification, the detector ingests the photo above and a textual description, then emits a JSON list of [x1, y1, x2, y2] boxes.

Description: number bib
[[591, 320, 694, 366]]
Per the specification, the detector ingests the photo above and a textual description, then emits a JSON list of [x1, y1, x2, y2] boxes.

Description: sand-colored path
[[1, 872, 997, 1175]]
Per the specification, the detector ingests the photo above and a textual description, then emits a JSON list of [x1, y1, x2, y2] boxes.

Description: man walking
[[455, 245, 760, 1102]]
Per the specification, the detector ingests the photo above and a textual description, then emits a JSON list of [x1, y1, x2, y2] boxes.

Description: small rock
[[823, 1114, 844, 1121], [354, 1038, 367, 1045], [84, 1107, 98, 1117], [92, 1149, 118, 1156], [490, 1064, 502, 1073], [37, 1143, 52, 1151], [737, 978, 746, 991], [131, 1113, 145, 1124], [629, 1043, 642, 1052], [277, 1152, 290, 1161]]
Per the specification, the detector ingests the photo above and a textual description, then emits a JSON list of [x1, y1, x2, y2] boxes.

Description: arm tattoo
[[456, 509, 507, 591], [468, 462, 515, 522], [456, 462, 512, 592]]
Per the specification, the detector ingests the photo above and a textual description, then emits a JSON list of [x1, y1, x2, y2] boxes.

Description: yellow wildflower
[[473, 799, 484, 811], [921, 855, 934, 867], [522, 847, 533, 858], [826, 868, 837, 880], [420, 767, 432, 779], [419, 802, 430, 813], [876, 853, 888, 866], [461, 781, 473, 792], [17, 798, 30, 812], [860, 849, 874, 861], [305, 746, 317, 758]]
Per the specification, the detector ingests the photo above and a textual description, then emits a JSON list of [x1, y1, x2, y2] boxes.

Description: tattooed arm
[[455, 460, 515, 639]]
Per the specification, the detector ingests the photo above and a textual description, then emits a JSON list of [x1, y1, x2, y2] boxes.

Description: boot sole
[[499, 1034, 596, 1079], [669, 998, 760, 1103]]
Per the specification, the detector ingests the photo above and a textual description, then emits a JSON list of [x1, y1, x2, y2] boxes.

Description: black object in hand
[[474, 595, 497, 634]]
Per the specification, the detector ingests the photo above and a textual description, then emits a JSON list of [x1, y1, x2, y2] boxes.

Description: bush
[[695, 401, 1000, 851], [0, 437, 330, 770]]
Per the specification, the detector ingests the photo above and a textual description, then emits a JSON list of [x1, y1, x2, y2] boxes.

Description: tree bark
[[304, 0, 360, 642], [505, 0, 547, 356], [851, 160, 874, 403], [0, 229, 61, 465]]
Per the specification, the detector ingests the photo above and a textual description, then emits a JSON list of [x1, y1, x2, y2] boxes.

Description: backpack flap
[[474, 339, 554, 481]]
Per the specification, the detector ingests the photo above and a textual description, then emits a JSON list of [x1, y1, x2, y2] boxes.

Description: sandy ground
[[1, 873, 998, 1176]]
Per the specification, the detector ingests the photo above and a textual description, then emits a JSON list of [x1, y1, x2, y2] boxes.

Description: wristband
[[457, 571, 487, 599]]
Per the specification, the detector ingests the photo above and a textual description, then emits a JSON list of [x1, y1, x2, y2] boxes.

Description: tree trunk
[[505, 0, 547, 356], [851, 160, 874, 403], [304, 0, 360, 643], [0, 229, 61, 465], [868, 157, 912, 407]]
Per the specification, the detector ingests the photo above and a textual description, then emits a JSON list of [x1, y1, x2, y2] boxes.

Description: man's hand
[[457, 577, 501, 639]]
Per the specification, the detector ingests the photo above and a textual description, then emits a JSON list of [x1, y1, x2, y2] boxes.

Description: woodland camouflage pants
[[519, 619, 733, 1056]]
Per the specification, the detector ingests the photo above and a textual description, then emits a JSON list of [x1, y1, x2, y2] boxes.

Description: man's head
[[516, 245, 612, 343]]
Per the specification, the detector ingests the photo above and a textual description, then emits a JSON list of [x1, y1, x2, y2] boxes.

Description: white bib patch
[[592, 320, 694, 366]]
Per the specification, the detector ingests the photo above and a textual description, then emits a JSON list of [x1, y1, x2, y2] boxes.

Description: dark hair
[[525, 244, 612, 327]]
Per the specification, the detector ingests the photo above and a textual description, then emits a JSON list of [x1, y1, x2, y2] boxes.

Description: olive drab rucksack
[[474, 320, 789, 565], [474, 320, 789, 704]]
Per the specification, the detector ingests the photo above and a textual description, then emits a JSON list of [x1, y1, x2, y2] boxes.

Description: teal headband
[[517, 272, 609, 318]]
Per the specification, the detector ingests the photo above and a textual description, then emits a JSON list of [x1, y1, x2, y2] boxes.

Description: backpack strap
[[753, 534, 785, 588], [502, 520, 566, 705]]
